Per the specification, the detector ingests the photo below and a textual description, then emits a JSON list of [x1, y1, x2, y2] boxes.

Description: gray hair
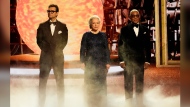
[[88, 15, 101, 29], [129, 9, 140, 16]]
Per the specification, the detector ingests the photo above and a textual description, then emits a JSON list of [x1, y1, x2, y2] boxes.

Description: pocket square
[[58, 30, 62, 34], [143, 32, 146, 34]]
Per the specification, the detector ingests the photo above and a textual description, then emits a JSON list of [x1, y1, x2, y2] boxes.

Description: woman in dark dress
[[80, 15, 110, 107]]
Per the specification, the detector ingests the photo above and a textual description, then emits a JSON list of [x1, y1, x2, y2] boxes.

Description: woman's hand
[[106, 64, 110, 70], [105, 64, 110, 74], [81, 63, 85, 70]]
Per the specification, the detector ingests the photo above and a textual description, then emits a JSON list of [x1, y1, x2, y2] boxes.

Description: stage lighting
[[16, 0, 103, 55]]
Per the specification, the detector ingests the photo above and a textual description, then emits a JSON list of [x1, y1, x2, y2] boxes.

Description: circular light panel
[[16, 0, 104, 55]]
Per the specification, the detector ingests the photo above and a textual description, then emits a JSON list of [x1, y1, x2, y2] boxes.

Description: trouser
[[38, 62, 64, 107], [124, 60, 144, 99]]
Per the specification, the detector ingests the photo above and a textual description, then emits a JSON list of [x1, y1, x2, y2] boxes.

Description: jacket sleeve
[[80, 33, 87, 63], [118, 28, 125, 62], [36, 24, 49, 52], [60, 24, 68, 50]]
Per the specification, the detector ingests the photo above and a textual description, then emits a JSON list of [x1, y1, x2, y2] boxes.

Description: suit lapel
[[45, 21, 52, 36], [129, 23, 137, 37], [137, 24, 143, 37]]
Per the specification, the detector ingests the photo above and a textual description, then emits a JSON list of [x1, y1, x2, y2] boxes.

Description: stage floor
[[10, 54, 180, 107], [10, 54, 122, 77], [10, 54, 81, 62], [10, 54, 119, 62], [10, 65, 180, 107]]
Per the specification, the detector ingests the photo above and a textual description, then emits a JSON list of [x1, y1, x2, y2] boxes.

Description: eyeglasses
[[131, 15, 140, 18], [47, 10, 57, 13]]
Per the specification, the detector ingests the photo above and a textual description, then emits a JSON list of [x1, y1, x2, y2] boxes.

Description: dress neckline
[[90, 31, 100, 34]]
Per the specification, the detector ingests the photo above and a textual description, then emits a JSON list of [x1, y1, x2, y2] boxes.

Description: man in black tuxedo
[[118, 9, 150, 106], [36, 4, 68, 107]]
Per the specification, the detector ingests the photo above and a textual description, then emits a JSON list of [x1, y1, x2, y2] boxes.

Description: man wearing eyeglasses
[[118, 9, 151, 106], [36, 4, 68, 107]]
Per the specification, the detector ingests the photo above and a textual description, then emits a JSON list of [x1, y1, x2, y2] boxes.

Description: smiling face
[[90, 18, 100, 32], [130, 10, 140, 24]]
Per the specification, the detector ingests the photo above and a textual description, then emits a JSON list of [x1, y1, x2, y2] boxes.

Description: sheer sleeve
[[103, 33, 110, 64]]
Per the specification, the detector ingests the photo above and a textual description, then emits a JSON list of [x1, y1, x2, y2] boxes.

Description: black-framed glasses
[[131, 15, 140, 18], [47, 10, 57, 13]]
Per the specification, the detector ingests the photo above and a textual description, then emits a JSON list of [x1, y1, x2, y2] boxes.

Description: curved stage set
[[10, 0, 180, 107]]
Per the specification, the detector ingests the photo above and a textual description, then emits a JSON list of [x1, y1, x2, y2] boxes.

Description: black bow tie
[[50, 22, 56, 25], [133, 23, 139, 28]]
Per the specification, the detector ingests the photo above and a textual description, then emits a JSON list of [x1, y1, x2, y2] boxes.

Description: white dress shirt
[[133, 26, 139, 37], [50, 21, 56, 36]]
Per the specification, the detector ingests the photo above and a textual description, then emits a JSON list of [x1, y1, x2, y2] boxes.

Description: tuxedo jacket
[[37, 20, 68, 64], [118, 23, 151, 64]]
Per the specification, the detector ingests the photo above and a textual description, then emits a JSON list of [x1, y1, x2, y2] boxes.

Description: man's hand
[[119, 62, 125, 68], [144, 62, 150, 69], [106, 64, 110, 73]]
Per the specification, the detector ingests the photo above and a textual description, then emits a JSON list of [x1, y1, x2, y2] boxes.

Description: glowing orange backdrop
[[16, 0, 104, 55]]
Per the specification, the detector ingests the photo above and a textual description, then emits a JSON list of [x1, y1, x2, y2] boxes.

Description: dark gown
[[80, 31, 110, 107]]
